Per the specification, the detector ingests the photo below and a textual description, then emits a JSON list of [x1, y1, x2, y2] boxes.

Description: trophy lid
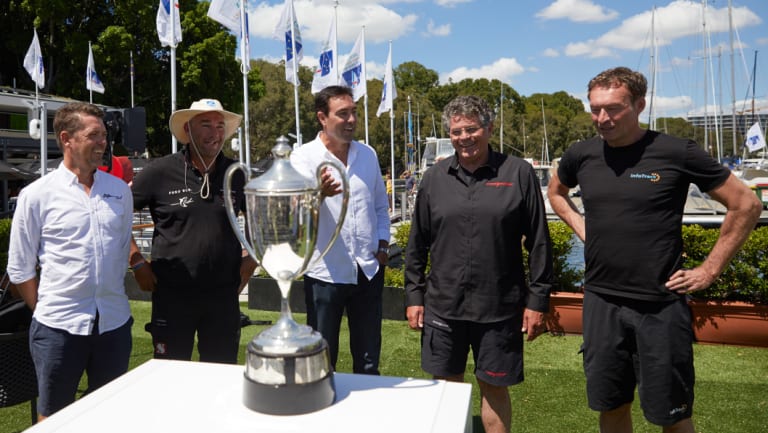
[[246, 136, 316, 194]]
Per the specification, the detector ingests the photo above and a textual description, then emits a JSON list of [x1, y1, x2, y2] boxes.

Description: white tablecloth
[[25, 359, 473, 433]]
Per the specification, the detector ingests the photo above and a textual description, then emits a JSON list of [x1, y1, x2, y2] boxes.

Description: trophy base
[[242, 370, 335, 415]]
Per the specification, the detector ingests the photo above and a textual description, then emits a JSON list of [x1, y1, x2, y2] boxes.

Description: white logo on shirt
[[172, 196, 194, 208]]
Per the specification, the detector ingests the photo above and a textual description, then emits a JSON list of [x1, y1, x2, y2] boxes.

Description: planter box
[[689, 299, 768, 347], [547, 291, 768, 347], [247, 277, 406, 321]]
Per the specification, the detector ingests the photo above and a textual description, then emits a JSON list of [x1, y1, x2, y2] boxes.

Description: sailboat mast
[[729, 0, 737, 156], [648, 7, 657, 130]]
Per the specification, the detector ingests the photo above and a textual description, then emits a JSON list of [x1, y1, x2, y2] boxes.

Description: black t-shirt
[[558, 131, 730, 301], [132, 149, 247, 292]]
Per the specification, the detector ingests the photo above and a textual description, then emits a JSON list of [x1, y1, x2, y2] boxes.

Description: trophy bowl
[[224, 136, 348, 415]]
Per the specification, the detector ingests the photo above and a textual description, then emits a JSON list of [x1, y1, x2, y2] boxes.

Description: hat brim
[[169, 109, 242, 144]]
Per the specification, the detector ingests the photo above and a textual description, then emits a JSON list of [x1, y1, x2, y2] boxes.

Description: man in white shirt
[[290, 85, 390, 374], [8, 102, 134, 421]]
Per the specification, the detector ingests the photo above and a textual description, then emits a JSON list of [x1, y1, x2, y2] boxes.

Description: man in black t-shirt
[[129, 99, 257, 363], [548, 67, 761, 433]]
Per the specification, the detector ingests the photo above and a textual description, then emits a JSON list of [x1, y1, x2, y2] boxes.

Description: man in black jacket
[[405, 95, 553, 433]]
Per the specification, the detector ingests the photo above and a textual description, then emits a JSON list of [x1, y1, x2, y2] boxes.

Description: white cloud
[[536, 0, 619, 23], [248, 1, 418, 45], [542, 48, 560, 58], [561, 1, 762, 58], [423, 20, 451, 37], [439, 58, 526, 84], [757, 37, 768, 46]]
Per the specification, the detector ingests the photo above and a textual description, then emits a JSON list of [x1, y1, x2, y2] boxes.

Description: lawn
[[2, 300, 767, 432]]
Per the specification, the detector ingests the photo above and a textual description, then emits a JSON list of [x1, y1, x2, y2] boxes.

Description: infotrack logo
[[630, 172, 661, 183]]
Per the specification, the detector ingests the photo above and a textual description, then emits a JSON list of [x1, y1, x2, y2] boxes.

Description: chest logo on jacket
[[629, 172, 661, 183], [172, 196, 194, 208], [486, 181, 514, 188]]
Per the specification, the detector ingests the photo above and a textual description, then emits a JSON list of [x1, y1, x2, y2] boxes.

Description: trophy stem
[[280, 295, 294, 323]]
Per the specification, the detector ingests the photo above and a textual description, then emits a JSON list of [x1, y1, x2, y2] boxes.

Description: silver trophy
[[224, 136, 348, 415]]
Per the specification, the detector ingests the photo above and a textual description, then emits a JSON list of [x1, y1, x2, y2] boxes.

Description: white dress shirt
[[290, 136, 390, 284], [8, 164, 133, 335]]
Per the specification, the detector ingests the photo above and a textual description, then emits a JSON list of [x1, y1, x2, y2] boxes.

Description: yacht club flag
[[156, 0, 182, 47], [206, 0, 250, 73], [86, 42, 105, 94], [341, 29, 366, 102], [745, 122, 766, 152], [23, 29, 45, 90], [376, 43, 396, 117], [273, 0, 302, 85], [311, 13, 338, 94]]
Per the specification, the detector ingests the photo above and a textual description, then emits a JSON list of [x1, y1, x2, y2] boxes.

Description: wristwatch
[[378, 246, 390, 255]]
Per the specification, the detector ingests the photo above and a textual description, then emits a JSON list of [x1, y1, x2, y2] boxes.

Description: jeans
[[304, 266, 383, 375]]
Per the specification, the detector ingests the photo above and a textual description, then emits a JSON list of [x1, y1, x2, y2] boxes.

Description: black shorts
[[582, 291, 695, 426], [420, 309, 523, 387]]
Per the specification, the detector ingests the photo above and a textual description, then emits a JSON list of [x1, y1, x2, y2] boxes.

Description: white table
[[25, 359, 473, 433]]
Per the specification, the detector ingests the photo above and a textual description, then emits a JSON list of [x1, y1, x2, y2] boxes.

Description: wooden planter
[[688, 299, 768, 347], [546, 292, 768, 347]]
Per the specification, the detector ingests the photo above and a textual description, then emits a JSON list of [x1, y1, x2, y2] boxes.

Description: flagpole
[[334, 1, 339, 84], [290, 0, 301, 146], [386, 41, 396, 211], [130, 51, 135, 107], [170, 1, 178, 154], [240, 0, 251, 168], [362, 27, 369, 146]]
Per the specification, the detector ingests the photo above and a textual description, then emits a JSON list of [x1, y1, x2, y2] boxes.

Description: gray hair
[[441, 95, 494, 132]]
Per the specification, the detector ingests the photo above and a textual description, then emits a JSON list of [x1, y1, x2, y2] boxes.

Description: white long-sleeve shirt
[[7, 164, 133, 335], [290, 136, 390, 284]]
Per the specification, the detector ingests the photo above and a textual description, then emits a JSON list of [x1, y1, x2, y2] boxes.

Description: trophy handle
[[224, 162, 258, 262], [310, 160, 350, 267]]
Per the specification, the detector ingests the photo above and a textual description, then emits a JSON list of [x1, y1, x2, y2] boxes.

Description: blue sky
[[237, 0, 767, 119]]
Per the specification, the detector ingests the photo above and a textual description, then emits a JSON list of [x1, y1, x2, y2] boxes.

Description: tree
[[394, 61, 439, 95]]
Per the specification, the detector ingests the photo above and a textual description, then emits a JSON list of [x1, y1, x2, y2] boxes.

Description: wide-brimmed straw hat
[[169, 99, 242, 144]]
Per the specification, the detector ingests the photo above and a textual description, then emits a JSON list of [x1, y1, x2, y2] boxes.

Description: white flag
[[377, 44, 396, 117], [341, 29, 366, 101], [86, 43, 105, 94], [207, 0, 240, 33], [240, 9, 250, 73], [745, 122, 767, 152], [273, 0, 302, 85], [311, 14, 338, 94], [23, 29, 45, 90], [157, 0, 182, 47]]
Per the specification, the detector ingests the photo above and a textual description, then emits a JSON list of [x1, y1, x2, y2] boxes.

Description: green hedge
[[682, 225, 768, 303], [387, 221, 768, 304]]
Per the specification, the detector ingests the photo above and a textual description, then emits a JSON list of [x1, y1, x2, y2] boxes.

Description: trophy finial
[[272, 136, 292, 159]]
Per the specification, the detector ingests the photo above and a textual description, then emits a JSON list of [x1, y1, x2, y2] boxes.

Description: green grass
[[2, 300, 767, 432]]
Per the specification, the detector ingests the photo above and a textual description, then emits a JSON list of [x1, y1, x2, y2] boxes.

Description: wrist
[[131, 259, 146, 271], [378, 246, 390, 255]]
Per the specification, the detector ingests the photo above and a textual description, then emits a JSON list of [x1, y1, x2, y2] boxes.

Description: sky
[[236, 0, 768, 119]]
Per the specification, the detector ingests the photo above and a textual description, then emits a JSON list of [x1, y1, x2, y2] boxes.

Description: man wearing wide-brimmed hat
[[128, 99, 256, 364]]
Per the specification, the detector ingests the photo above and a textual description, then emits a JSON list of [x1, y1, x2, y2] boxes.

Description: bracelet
[[131, 260, 146, 271], [378, 246, 390, 255]]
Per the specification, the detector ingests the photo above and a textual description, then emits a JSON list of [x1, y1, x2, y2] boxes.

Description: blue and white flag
[[745, 122, 766, 152], [377, 44, 396, 117], [157, 0, 182, 47], [311, 14, 338, 94], [341, 29, 366, 102], [23, 29, 45, 90], [86, 42, 105, 94], [273, 0, 302, 85]]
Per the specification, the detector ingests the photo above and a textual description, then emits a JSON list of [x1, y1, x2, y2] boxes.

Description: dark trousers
[[149, 287, 240, 364], [304, 266, 383, 375], [29, 316, 133, 417]]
